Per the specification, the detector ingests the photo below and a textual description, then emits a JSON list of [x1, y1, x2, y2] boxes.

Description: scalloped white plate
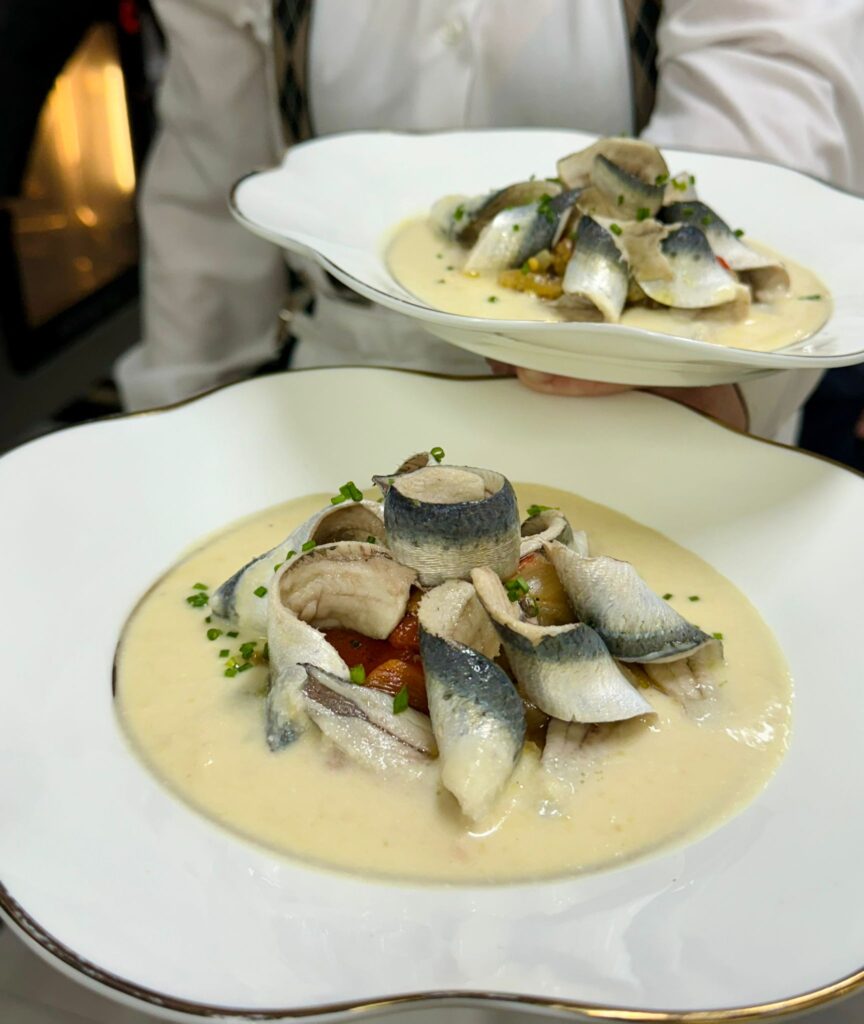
[[1, 368, 864, 1022], [231, 129, 864, 387]]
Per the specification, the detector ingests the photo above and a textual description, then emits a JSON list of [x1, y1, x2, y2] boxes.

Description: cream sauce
[[387, 217, 830, 353], [116, 487, 791, 884]]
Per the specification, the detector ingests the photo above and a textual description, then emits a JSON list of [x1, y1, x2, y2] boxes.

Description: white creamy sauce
[[117, 487, 791, 883], [387, 218, 830, 353]]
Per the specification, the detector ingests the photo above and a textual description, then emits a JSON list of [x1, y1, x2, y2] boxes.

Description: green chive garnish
[[453, 204, 465, 222], [273, 563, 282, 572], [712, 631, 724, 640], [330, 493, 348, 504], [253, 586, 267, 598], [285, 550, 296, 559], [636, 207, 650, 221], [436, 278, 446, 284], [349, 664, 366, 685], [701, 214, 713, 227], [487, 295, 498, 303], [734, 228, 745, 238], [238, 662, 253, 673], [673, 178, 687, 192], [206, 628, 223, 641], [430, 446, 445, 462], [617, 194, 624, 206], [512, 224, 521, 232], [366, 535, 377, 544], [655, 173, 669, 185], [505, 576, 530, 602], [226, 630, 239, 638], [526, 503, 557, 517], [192, 582, 208, 590], [662, 593, 673, 600], [799, 294, 823, 301], [688, 595, 700, 602], [186, 593, 208, 608], [609, 222, 622, 236], [436, 253, 443, 259], [302, 540, 316, 552], [392, 686, 409, 714], [240, 641, 256, 660], [218, 649, 230, 658], [224, 667, 238, 678], [689, 174, 696, 185], [682, 206, 694, 218]]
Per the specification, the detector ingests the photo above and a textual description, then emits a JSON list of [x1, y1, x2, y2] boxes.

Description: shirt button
[[441, 13, 467, 47]]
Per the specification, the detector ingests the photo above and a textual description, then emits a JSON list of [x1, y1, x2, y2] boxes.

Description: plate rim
[[2, 367, 863, 1021], [227, 128, 864, 370]]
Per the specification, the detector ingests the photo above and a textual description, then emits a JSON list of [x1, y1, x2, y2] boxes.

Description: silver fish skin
[[419, 627, 526, 822], [471, 567, 652, 723], [384, 465, 521, 587], [591, 154, 666, 218], [545, 541, 712, 662], [643, 639, 726, 720], [634, 224, 740, 309], [520, 509, 588, 558], [659, 200, 790, 289], [453, 181, 559, 248], [266, 600, 348, 751], [463, 189, 580, 274], [210, 500, 384, 633], [302, 665, 436, 774], [277, 541, 415, 639], [560, 215, 629, 323], [264, 540, 415, 749]]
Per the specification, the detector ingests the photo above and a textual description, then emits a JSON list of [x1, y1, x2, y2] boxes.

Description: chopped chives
[[273, 563, 282, 572], [226, 630, 239, 638], [436, 278, 446, 284], [349, 664, 366, 685], [689, 174, 696, 184], [617, 194, 624, 205], [430, 446, 445, 462], [192, 582, 208, 590], [392, 686, 409, 714], [655, 173, 669, 185], [206, 628, 223, 641], [453, 204, 465, 221], [302, 540, 316, 552], [224, 667, 238, 678], [701, 214, 713, 226], [672, 178, 687, 191], [330, 493, 348, 504], [505, 576, 530, 602], [240, 641, 257, 660], [436, 253, 443, 259], [526, 503, 557, 517], [238, 662, 253, 673], [487, 295, 498, 303], [512, 224, 520, 232], [366, 535, 377, 544], [186, 593, 208, 607], [712, 631, 724, 640], [609, 223, 622, 236], [218, 649, 230, 658], [798, 294, 823, 301], [688, 595, 700, 602], [662, 593, 673, 600], [253, 586, 267, 598], [733, 228, 745, 238], [636, 207, 650, 221]]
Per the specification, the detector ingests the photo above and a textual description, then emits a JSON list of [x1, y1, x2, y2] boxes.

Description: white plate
[[230, 129, 864, 387], [2, 368, 864, 1022]]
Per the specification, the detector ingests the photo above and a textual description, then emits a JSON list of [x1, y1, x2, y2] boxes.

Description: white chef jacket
[[116, 0, 864, 442]]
